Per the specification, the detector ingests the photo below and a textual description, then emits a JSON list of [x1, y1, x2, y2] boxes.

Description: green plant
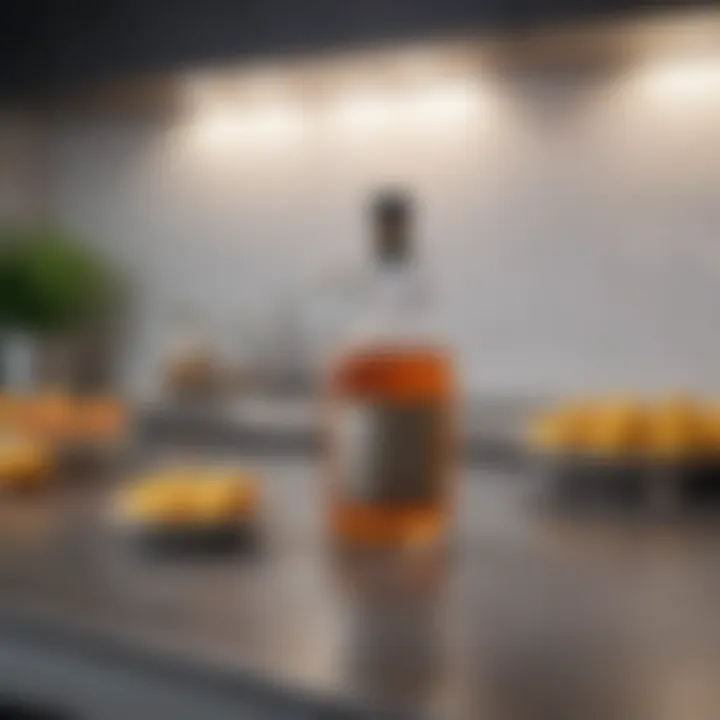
[[0, 226, 113, 333]]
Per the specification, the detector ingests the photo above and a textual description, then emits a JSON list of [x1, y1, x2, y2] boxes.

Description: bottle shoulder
[[344, 262, 441, 344]]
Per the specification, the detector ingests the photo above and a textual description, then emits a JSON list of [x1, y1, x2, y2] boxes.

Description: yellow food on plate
[[120, 480, 189, 525], [528, 397, 651, 458], [117, 469, 259, 528], [526, 393, 720, 462], [583, 398, 649, 458], [701, 409, 720, 457], [0, 436, 52, 489], [527, 401, 593, 453], [193, 472, 259, 523], [647, 396, 708, 460]]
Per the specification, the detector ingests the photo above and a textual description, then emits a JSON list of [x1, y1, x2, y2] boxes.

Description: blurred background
[[2, 2, 720, 719], [3, 3, 720, 409]]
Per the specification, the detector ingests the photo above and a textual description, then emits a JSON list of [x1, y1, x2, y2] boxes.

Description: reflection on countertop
[[0, 458, 719, 719]]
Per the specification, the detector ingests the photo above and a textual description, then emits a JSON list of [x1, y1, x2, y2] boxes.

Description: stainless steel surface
[[0, 460, 719, 719], [139, 396, 538, 462]]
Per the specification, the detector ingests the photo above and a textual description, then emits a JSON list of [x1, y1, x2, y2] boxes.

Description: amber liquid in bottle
[[326, 192, 454, 548], [328, 345, 452, 547]]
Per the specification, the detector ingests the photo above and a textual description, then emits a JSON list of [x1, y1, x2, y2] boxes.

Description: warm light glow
[[190, 103, 305, 150], [331, 93, 395, 133], [635, 56, 720, 102], [404, 81, 480, 125], [183, 69, 294, 109], [331, 80, 481, 136], [190, 108, 239, 149], [239, 105, 305, 142], [183, 60, 487, 151]]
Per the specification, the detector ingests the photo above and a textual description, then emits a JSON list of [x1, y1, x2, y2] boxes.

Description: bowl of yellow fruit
[[527, 394, 720, 511], [114, 466, 261, 552]]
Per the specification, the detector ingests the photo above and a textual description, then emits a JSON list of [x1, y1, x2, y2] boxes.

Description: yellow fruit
[[120, 483, 165, 521], [120, 476, 189, 524], [191, 485, 238, 524], [201, 472, 258, 518], [526, 415, 564, 451], [702, 409, 720, 456], [582, 397, 649, 458], [527, 401, 594, 453], [119, 469, 259, 527], [647, 396, 706, 459]]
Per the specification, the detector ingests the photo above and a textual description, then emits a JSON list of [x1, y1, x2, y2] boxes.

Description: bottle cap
[[372, 191, 412, 264]]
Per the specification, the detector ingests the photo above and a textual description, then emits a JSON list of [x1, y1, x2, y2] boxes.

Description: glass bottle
[[326, 192, 454, 549]]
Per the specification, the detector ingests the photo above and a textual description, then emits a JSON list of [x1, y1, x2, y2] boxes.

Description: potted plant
[[0, 226, 113, 391]]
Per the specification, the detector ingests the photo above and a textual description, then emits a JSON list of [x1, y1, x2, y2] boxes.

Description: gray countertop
[[139, 396, 536, 463], [0, 457, 720, 719]]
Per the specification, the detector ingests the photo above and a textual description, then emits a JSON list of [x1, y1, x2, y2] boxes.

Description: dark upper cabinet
[[1, 0, 715, 99]]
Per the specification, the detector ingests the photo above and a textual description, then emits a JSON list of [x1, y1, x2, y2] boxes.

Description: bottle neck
[[344, 255, 431, 348], [375, 225, 410, 265]]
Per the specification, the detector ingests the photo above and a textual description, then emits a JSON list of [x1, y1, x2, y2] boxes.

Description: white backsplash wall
[[47, 40, 720, 398]]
